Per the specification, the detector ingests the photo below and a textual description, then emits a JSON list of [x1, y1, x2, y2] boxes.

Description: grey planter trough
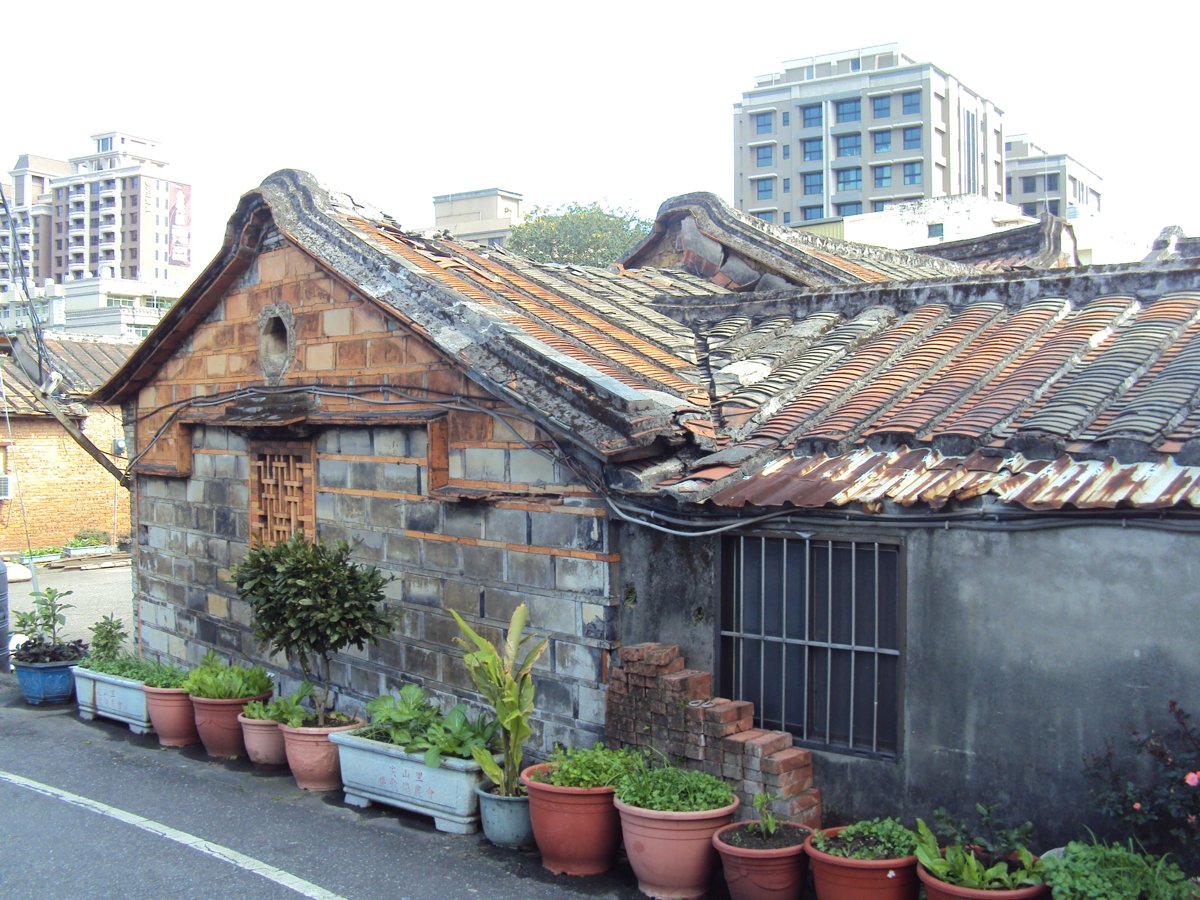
[[71, 667, 153, 734]]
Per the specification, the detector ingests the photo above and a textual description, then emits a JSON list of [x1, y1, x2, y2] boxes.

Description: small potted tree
[[712, 791, 812, 899], [234, 532, 394, 791], [613, 763, 740, 898], [450, 603, 548, 849], [71, 615, 155, 734], [11, 587, 87, 705], [520, 743, 648, 876], [803, 816, 920, 900]]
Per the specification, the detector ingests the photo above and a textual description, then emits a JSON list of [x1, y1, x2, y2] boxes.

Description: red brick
[[660, 670, 712, 699], [644, 645, 681, 667], [703, 700, 741, 724], [744, 731, 792, 759], [620, 643, 662, 663], [780, 789, 822, 828], [761, 747, 812, 776]]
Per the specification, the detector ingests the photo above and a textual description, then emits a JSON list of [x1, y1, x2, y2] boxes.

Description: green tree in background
[[506, 202, 652, 267]]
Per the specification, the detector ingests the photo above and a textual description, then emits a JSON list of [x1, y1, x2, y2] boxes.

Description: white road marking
[[0, 769, 345, 899]]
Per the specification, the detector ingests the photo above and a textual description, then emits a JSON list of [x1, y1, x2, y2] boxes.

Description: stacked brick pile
[[605, 642, 821, 827]]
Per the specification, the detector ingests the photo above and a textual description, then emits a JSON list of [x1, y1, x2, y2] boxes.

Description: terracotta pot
[[237, 713, 287, 767], [804, 826, 919, 900], [615, 794, 739, 899], [279, 719, 363, 791], [712, 821, 812, 900], [917, 865, 1050, 900], [144, 686, 200, 747], [190, 692, 272, 758], [521, 762, 621, 875]]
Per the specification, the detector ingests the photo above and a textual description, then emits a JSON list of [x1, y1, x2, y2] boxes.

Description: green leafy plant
[[75, 655, 159, 680], [450, 603, 548, 797], [11, 587, 87, 663], [531, 743, 648, 789], [615, 764, 735, 813], [139, 660, 190, 688], [67, 528, 110, 547], [916, 818, 1043, 890], [243, 681, 316, 727], [235, 532, 395, 727], [182, 651, 273, 700], [86, 615, 128, 663], [1086, 700, 1200, 874], [505, 201, 652, 267], [809, 817, 918, 860], [932, 802, 1037, 866], [749, 791, 780, 838], [356, 683, 499, 768], [1041, 838, 1198, 899]]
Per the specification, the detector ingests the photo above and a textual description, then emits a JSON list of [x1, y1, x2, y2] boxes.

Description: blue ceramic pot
[[475, 781, 534, 849], [14, 660, 77, 704]]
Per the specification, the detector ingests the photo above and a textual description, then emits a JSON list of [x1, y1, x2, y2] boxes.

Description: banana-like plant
[[450, 604, 548, 796]]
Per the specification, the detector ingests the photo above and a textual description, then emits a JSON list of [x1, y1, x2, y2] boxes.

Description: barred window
[[720, 534, 902, 758]]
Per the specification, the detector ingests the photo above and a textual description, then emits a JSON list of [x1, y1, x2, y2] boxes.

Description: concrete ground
[[5, 559, 135, 653]]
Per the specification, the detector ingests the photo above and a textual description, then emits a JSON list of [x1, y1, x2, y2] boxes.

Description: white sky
[[5, 0, 1197, 269]]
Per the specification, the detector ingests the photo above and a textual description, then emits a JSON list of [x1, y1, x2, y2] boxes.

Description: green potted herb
[[804, 816, 920, 900], [234, 532, 394, 791], [915, 818, 1047, 899], [141, 660, 198, 747], [520, 743, 648, 876], [331, 683, 501, 834], [238, 682, 315, 768], [450, 603, 548, 849], [1041, 838, 1197, 899], [182, 651, 274, 758], [71, 615, 155, 734], [11, 587, 87, 705], [712, 791, 812, 899], [614, 763, 740, 898]]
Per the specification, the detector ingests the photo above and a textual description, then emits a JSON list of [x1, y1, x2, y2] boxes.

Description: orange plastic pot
[[521, 762, 621, 876], [190, 692, 272, 758], [712, 821, 811, 900], [616, 794, 739, 899], [279, 719, 363, 791], [917, 864, 1050, 900], [238, 713, 287, 767], [144, 686, 199, 747], [804, 825, 919, 900]]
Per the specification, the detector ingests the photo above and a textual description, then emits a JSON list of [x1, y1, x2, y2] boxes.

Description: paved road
[[0, 675, 646, 899], [6, 560, 136, 647]]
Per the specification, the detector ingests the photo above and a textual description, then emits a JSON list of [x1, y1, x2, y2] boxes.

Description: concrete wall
[[619, 519, 1200, 845]]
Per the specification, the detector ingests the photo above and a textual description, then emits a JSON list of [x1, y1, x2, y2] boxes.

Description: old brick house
[[0, 332, 133, 552], [99, 172, 1200, 840]]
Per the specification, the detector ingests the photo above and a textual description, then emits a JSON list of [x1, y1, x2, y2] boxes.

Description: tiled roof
[[912, 216, 1078, 272], [0, 354, 48, 416]]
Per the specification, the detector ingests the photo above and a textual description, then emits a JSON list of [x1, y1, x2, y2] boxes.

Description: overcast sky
[[5, 0, 1196, 268]]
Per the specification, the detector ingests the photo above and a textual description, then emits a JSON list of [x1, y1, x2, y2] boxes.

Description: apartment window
[[754, 146, 774, 168], [873, 165, 892, 188], [903, 162, 923, 185], [803, 172, 823, 195], [802, 104, 822, 128], [754, 112, 773, 134], [782, 111, 790, 127], [872, 201, 888, 212], [783, 212, 792, 224], [1045, 173, 1060, 192], [756, 179, 775, 200], [802, 139, 823, 161], [1021, 176, 1037, 193], [720, 534, 902, 757], [928, 223, 944, 238], [782, 178, 791, 193], [903, 127, 921, 150], [836, 202, 863, 216], [902, 91, 921, 115], [782, 145, 791, 160], [1048, 200, 1061, 216], [756, 211, 776, 224], [802, 206, 824, 221], [873, 131, 892, 153], [835, 167, 862, 192], [834, 99, 861, 123], [836, 133, 862, 158], [1021, 202, 1037, 216], [872, 96, 891, 119], [1005, 177, 1012, 196]]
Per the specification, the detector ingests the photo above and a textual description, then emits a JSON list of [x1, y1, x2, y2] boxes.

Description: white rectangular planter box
[[330, 730, 490, 834], [71, 667, 153, 735], [62, 545, 116, 558]]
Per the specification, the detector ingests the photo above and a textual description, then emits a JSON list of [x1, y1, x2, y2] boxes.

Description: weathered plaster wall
[[619, 520, 1200, 844]]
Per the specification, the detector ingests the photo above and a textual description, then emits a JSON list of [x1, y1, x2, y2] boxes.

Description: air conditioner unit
[[0, 474, 15, 501]]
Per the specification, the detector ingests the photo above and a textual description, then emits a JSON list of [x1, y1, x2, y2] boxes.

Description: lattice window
[[249, 441, 314, 543]]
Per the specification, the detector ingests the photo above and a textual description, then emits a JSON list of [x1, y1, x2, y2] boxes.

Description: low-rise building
[[1004, 133, 1102, 220], [432, 188, 523, 246]]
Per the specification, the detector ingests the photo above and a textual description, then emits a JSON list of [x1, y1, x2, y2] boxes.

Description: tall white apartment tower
[[0, 131, 192, 291], [733, 45, 1005, 226]]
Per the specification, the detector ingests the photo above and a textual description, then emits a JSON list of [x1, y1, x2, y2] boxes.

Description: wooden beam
[[34, 387, 128, 486]]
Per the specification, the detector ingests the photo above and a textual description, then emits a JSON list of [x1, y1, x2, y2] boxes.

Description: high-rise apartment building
[[0, 131, 192, 292], [733, 45, 1005, 226], [1004, 134, 1101, 220]]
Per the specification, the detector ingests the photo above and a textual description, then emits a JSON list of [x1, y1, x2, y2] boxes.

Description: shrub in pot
[[450, 603, 547, 849], [712, 791, 811, 900], [521, 743, 648, 876], [11, 587, 87, 704], [182, 651, 274, 758], [142, 660, 199, 747], [614, 763, 739, 899], [234, 532, 394, 790], [1040, 838, 1197, 899], [238, 682, 315, 768], [915, 818, 1047, 899], [804, 816, 920, 900]]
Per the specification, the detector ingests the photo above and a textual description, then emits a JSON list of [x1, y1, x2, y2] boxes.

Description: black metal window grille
[[720, 534, 902, 758]]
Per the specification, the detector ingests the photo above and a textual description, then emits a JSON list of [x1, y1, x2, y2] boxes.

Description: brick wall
[[606, 642, 822, 827], [0, 409, 129, 552]]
